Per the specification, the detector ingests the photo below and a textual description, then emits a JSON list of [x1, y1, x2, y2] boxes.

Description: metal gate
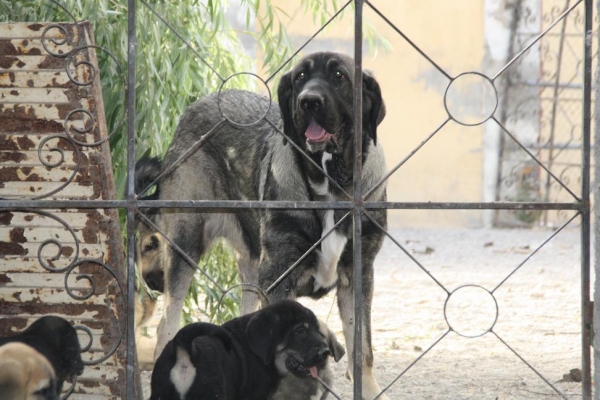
[[0, 0, 593, 399]]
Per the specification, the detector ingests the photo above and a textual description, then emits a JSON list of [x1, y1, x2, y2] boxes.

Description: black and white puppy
[[150, 300, 344, 400], [0, 342, 57, 400], [0, 316, 84, 394]]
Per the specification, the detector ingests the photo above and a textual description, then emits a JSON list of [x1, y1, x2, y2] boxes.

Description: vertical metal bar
[[581, 1, 592, 398], [353, 1, 364, 399], [543, 0, 570, 226], [593, 0, 600, 396], [126, 0, 137, 398], [581, 0, 593, 398]]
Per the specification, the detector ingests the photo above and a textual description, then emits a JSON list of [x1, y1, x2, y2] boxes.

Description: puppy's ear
[[245, 312, 280, 365], [277, 71, 296, 146], [319, 320, 346, 362], [362, 71, 386, 146], [328, 330, 345, 362]]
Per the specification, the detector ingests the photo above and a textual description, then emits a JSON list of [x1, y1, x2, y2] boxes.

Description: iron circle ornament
[[216, 283, 270, 322], [443, 284, 499, 338], [217, 72, 272, 127], [443, 71, 499, 126]]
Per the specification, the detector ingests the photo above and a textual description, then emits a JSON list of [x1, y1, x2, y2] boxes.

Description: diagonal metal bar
[[315, 376, 343, 400], [491, 212, 579, 294], [492, 116, 581, 202], [265, 0, 353, 84], [136, 119, 227, 199], [543, 102, 576, 163], [264, 117, 352, 199], [365, 1, 452, 80], [491, 331, 569, 399], [266, 211, 352, 294], [140, 0, 225, 82], [136, 211, 226, 293], [492, 0, 583, 81], [364, 118, 451, 201], [374, 330, 452, 399], [363, 211, 450, 295]]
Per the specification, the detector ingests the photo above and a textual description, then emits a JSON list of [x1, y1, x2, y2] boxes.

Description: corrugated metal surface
[[0, 22, 129, 399]]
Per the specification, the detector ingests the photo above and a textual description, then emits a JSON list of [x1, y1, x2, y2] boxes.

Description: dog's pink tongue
[[305, 120, 327, 141], [309, 366, 318, 379]]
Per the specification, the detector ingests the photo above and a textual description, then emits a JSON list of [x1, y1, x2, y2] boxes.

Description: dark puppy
[[0, 342, 57, 400], [0, 316, 84, 394], [150, 300, 344, 400], [138, 51, 388, 399]]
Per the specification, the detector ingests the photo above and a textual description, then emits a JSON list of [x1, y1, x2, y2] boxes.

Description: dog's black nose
[[316, 347, 331, 362], [299, 92, 324, 111], [144, 270, 165, 293]]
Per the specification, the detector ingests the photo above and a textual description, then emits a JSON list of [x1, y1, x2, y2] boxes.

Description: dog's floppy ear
[[362, 71, 386, 146], [245, 312, 281, 365], [277, 71, 296, 146], [327, 330, 345, 362], [318, 320, 345, 362]]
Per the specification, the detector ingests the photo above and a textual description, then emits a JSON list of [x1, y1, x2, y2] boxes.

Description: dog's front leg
[[155, 241, 199, 360], [337, 264, 389, 400], [238, 256, 262, 315]]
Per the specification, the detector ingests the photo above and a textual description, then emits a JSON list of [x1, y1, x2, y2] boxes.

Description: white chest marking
[[314, 209, 347, 292], [309, 152, 332, 196], [170, 347, 196, 399]]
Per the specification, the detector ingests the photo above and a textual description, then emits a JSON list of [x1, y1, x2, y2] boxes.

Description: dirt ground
[[138, 227, 589, 399]]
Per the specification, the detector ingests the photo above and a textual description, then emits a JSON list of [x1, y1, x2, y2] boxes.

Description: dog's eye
[[144, 236, 159, 252], [334, 70, 345, 80], [295, 72, 305, 83], [294, 325, 307, 336]]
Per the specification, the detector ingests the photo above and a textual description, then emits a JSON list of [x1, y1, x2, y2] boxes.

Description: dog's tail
[[173, 322, 233, 353], [135, 155, 162, 200]]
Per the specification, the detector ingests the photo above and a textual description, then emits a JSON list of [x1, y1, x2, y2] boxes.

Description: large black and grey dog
[[0, 316, 84, 395], [150, 300, 344, 400], [137, 51, 388, 399]]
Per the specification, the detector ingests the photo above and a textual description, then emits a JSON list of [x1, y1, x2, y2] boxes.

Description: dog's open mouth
[[305, 119, 337, 144], [286, 355, 319, 379]]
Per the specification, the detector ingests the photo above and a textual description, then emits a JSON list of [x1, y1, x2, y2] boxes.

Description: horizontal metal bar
[[367, 202, 583, 210], [514, 80, 586, 89], [0, 200, 353, 209], [0, 200, 583, 211]]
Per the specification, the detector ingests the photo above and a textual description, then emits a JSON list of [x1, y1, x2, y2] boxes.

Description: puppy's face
[[246, 300, 345, 379], [0, 342, 58, 400], [274, 322, 329, 378], [276, 318, 345, 379]]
